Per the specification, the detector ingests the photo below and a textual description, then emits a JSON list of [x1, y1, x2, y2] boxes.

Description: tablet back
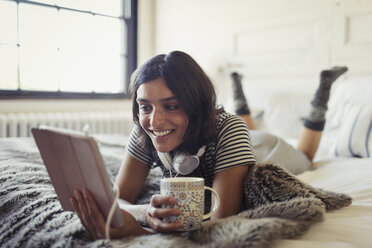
[[32, 127, 125, 227]]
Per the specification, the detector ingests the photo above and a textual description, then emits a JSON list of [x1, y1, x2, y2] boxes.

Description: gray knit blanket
[[0, 138, 352, 248]]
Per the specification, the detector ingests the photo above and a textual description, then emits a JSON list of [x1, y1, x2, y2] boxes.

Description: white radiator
[[0, 111, 134, 138]]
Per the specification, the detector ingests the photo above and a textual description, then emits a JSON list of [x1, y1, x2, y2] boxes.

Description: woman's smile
[[152, 129, 173, 137]]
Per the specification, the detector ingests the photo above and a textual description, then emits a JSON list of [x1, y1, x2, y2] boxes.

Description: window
[[0, 0, 137, 99]]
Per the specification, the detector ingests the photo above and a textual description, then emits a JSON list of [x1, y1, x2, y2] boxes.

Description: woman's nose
[[150, 108, 165, 127]]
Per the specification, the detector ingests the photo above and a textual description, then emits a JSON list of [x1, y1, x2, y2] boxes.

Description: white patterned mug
[[160, 177, 220, 231]]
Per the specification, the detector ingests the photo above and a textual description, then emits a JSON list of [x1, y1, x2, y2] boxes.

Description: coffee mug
[[160, 177, 220, 231]]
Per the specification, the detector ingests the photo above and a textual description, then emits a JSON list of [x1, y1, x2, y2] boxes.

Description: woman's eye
[[139, 105, 151, 113], [166, 104, 179, 111]]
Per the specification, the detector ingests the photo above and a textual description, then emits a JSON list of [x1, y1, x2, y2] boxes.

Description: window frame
[[0, 0, 137, 99]]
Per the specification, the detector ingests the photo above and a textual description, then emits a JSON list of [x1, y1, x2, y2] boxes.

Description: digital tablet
[[32, 126, 125, 227]]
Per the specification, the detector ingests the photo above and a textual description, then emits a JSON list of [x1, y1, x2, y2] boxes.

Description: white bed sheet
[[275, 158, 372, 248]]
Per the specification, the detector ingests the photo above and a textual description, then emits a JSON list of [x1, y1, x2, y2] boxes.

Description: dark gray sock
[[304, 66, 348, 130], [231, 72, 250, 115]]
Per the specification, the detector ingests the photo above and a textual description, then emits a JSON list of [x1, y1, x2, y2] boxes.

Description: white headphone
[[157, 146, 206, 176]]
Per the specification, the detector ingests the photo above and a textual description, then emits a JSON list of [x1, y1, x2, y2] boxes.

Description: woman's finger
[[74, 190, 95, 227], [146, 214, 183, 232], [82, 189, 106, 238], [70, 191, 99, 240], [150, 194, 178, 207], [147, 205, 181, 219], [70, 197, 85, 225]]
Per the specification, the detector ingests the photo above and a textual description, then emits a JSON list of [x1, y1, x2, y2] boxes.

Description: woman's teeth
[[153, 130, 172, 137]]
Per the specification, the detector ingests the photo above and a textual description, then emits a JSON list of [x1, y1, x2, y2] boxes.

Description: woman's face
[[136, 78, 189, 153]]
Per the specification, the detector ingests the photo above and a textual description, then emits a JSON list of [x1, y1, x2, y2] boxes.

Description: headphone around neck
[[157, 146, 206, 176]]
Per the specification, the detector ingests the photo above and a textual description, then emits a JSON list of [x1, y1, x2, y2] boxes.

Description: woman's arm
[[115, 151, 150, 203], [211, 164, 250, 219], [115, 151, 183, 232], [70, 189, 153, 240], [114, 151, 151, 221]]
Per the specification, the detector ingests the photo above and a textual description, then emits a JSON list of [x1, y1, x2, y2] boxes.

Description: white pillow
[[318, 77, 372, 159], [334, 103, 372, 158]]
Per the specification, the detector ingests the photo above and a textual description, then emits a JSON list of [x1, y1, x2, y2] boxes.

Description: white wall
[[152, 0, 372, 111], [137, 0, 156, 64]]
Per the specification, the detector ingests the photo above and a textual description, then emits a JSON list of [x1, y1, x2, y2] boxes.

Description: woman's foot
[[319, 66, 348, 90], [311, 66, 348, 108], [231, 72, 251, 115], [304, 66, 348, 131]]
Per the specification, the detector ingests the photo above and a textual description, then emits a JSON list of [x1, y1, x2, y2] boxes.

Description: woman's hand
[[145, 194, 183, 232], [70, 189, 150, 240]]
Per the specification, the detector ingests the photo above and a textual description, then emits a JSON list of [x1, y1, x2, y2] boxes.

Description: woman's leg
[[231, 72, 256, 130], [297, 66, 348, 162]]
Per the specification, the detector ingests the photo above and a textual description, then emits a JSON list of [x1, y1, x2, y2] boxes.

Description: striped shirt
[[126, 110, 256, 211]]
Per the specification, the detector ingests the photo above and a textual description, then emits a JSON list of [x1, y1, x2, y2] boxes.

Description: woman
[[70, 51, 256, 239], [70, 51, 347, 239]]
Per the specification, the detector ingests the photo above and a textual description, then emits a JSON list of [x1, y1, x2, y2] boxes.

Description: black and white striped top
[[126, 110, 256, 211]]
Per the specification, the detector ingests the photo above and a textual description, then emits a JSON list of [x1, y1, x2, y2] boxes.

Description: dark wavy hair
[[130, 51, 220, 154]]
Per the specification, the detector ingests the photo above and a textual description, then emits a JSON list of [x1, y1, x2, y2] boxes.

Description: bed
[[1, 77, 371, 248], [248, 75, 372, 248]]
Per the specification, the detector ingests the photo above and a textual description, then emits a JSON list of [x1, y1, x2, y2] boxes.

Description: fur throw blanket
[[0, 138, 352, 248]]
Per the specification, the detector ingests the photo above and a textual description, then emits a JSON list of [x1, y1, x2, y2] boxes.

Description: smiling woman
[[0, 0, 137, 99], [68, 50, 256, 238]]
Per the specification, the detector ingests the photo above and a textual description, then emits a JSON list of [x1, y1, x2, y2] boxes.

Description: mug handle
[[203, 186, 220, 220]]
